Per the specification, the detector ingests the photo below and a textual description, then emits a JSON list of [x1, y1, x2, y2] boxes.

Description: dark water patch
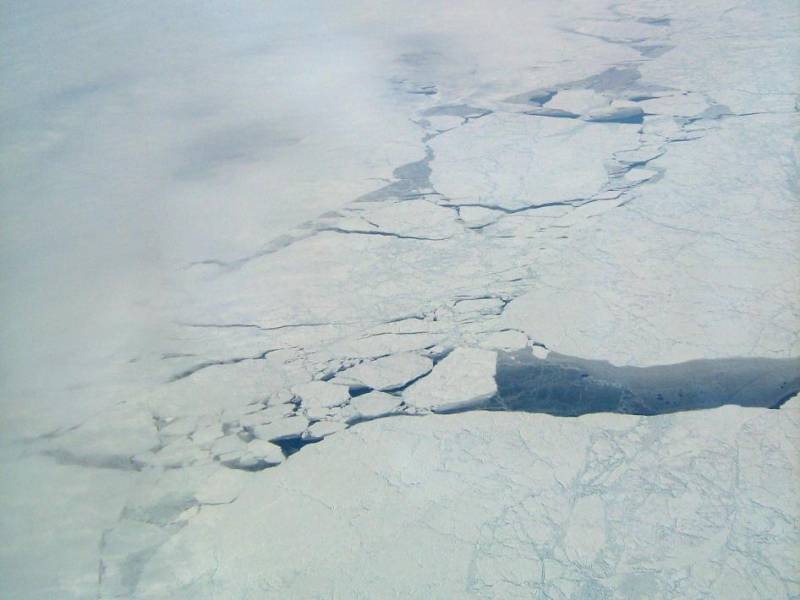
[[628, 94, 660, 102], [225, 352, 799, 468], [573, 67, 641, 93], [634, 44, 675, 58], [524, 108, 580, 119], [490, 350, 800, 416], [347, 385, 374, 397], [505, 66, 679, 121], [585, 111, 644, 124], [168, 348, 280, 382], [274, 435, 322, 457], [528, 89, 558, 104], [355, 146, 434, 202], [638, 17, 671, 26], [408, 85, 438, 96]]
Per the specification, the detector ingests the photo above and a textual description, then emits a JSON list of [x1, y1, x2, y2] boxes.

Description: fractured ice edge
[[106, 398, 800, 598], [4, 0, 799, 597], [140, 349, 800, 469]]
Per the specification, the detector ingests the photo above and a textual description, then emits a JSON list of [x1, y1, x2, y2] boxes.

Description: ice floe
[[333, 352, 433, 391], [404, 347, 498, 412], [3, 0, 799, 596]]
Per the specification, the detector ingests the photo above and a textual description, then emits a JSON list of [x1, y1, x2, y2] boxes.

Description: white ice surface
[[404, 347, 498, 412], [431, 113, 641, 210], [1, 0, 798, 597], [334, 352, 433, 391], [348, 391, 404, 421], [119, 398, 800, 599]]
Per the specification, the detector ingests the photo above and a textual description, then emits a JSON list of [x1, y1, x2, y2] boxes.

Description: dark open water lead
[[488, 350, 800, 417]]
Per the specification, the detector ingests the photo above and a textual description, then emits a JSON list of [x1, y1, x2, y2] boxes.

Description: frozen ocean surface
[[1, 0, 799, 597]]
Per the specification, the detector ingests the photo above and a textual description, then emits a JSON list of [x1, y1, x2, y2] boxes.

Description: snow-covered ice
[[404, 347, 499, 412], [1, 0, 798, 597], [333, 352, 433, 391], [117, 396, 800, 599], [348, 391, 404, 422], [251, 416, 309, 443]]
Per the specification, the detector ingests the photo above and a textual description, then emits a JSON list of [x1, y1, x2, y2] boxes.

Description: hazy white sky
[[0, 0, 427, 397], [0, 0, 610, 400]]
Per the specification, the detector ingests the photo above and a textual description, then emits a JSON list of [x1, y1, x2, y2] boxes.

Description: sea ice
[[334, 352, 433, 391], [348, 391, 404, 421], [404, 347, 497, 412], [251, 415, 309, 442]]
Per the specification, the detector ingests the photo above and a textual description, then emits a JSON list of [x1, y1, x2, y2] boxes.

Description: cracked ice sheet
[[0, 0, 431, 408], [122, 398, 800, 599], [430, 113, 642, 210], [635, 0, 800, 114], [501, 112, 800, 366], [2, 0, 800, 597], [0, 454, 143, 599]]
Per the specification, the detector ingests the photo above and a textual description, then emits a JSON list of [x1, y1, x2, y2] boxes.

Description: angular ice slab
[[2, 0, 799, 597], [404, 347, 497, 412], [430, 113, 641, 210], [584, 101, 644, 123], [333, 352, 433, 391], [347, 391, 404, 422]]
